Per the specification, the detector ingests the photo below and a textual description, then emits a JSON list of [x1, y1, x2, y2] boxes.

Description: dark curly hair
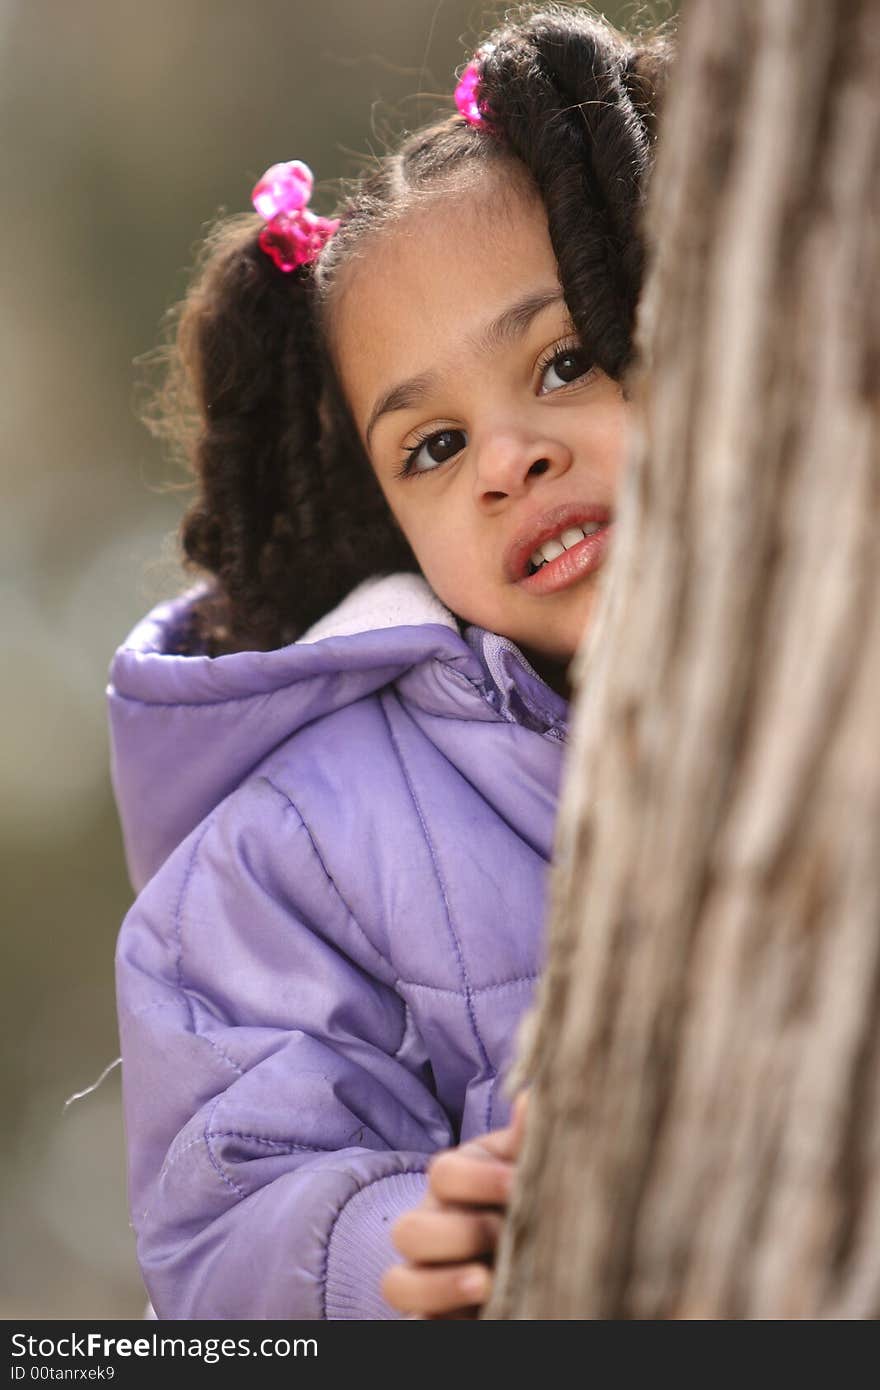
[[141, 4, 674, 657]]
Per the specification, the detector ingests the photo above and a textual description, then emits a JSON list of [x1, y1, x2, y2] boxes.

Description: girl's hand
[[381, 1090, 529, 1319]]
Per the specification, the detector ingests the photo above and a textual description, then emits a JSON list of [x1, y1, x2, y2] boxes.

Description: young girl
[[109, 5, 672, 1320]]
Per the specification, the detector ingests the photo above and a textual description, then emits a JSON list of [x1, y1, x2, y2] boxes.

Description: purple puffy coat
[[109, 572, 569, 1319]]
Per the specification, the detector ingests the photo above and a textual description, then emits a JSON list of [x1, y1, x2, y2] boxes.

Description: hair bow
[[454, 46, 494, 127], [251, 160, 339, 272]]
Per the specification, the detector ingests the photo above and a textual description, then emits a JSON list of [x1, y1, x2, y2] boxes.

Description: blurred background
[[0, 0, 672, 1317]]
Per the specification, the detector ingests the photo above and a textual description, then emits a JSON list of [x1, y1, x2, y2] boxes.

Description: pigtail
[[146, 214, 416, 656], [178, 220, 320, 651], [478, 10, 671, 379]]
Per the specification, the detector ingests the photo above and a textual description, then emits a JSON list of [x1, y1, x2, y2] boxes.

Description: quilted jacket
[[109, 572, 569, 1319]]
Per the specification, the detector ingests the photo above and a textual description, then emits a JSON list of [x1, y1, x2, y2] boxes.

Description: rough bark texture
[[487, 0, 880, 1319]]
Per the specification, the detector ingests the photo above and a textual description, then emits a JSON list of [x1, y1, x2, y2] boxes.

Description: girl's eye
[[396, 427, 467, 479], [540, 344, 595, 394]]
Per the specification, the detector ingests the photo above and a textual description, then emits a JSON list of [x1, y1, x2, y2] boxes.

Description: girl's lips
[[515, 522, 615, 595], [504, 502, 614, 581]]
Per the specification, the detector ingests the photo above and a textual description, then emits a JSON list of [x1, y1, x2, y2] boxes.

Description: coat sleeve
[[115, 773, 454, 1320]]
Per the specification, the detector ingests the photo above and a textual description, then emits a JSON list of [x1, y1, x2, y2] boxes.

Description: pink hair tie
[[454, 46, 493, 127], [251, 160, 339, 273]]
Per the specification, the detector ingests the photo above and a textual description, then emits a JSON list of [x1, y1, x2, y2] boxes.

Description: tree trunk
[[487, 0, 880, 1319]]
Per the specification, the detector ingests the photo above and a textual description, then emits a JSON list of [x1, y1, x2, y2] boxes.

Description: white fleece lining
[[298, 572, 459, 645]]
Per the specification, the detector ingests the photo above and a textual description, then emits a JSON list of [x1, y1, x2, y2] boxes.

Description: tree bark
[[487, 0, 880, 1319]]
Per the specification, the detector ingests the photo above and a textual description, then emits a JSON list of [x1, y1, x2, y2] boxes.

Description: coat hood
[[107, 572, 569, 893]]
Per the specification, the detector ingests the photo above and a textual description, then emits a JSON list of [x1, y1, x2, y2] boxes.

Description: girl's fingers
[[391, 1205, 504, 1263], [381, 1260, 493, 1316], [462, 1129, 516, 1163], [426, 1149, 514, 1206]]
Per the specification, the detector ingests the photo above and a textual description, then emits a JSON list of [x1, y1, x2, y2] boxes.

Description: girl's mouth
[[516, 522, 615, 595]]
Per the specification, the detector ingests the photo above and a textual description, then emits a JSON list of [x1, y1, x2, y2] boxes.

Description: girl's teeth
[[559, 527, 587, 548], [540, 538, 566, 562], [528, 521, 605, 572]]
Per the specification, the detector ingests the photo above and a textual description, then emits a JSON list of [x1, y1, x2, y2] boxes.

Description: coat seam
[[128, 998, 183, 1020], [399, 974, 538, 995], [173, 821, 245, 1077], [207, 1131, 331, 1151], [161, 1130, 331, 1186], [379, 698, 494, 1130], [173, 822, 214, 1031], [203, 1096, 246, 1198], [160, 1133, 208, 1177], [259, 775, 406, 1057]]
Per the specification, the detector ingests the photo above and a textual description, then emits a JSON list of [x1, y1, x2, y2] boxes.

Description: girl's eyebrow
[[365, 287, 565, 448]]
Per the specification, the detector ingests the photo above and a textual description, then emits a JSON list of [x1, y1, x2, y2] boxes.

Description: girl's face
[[332, 170, 629, 689]]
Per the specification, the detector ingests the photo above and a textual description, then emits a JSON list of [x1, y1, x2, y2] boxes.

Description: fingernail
[[459, 1268, 490, 1298]]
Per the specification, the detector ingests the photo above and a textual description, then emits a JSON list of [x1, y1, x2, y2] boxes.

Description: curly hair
[[141, 4, 674, 657]]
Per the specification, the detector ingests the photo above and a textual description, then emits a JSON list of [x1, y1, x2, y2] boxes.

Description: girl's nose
[[472, 429, 573, 506]]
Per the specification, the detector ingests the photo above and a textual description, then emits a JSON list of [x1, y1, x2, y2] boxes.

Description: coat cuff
[[324, 1170, 428, 1319]]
